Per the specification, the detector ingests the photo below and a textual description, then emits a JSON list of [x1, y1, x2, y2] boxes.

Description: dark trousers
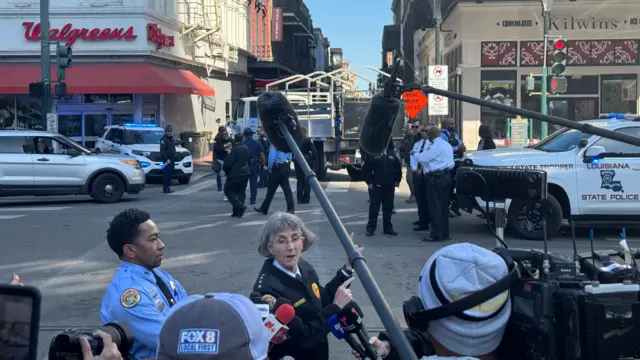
[[259, 166, 269, 187], [294, 161, 311, 203], [162, 162, 175, 191], [258, 164, 294, 213], [426, 171, 453, 240], [225, 175, 249, 215], [367, 185, 395, 232], [413, 171, 429, 228], [249, 166, 259, 203]]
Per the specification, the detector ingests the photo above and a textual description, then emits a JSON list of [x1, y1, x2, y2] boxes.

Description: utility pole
[[433, 0, 442, 65], [539, 0, 553, 138], [40, 0, 51, 126]]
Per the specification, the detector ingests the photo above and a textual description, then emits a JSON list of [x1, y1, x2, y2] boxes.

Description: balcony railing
[[252, 45, 273, 61]]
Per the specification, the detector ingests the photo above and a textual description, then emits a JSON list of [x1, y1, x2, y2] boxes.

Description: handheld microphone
[[358, 58, 403, 156], [257, 91, 304, 153], [250, 292, 270, 320], [339, 302, 377, 360], [264, 300, 295, 345], [329, 313, 370, 360]]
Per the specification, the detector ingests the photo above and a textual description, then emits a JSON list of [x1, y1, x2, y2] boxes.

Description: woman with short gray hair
[[253, 211, 358, 360]]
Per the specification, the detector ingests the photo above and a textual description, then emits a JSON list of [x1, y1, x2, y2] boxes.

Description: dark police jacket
[[213, 135, 231, 162], [362, 151, 402, 187], [159, 134, 176, 162], [295, 138, 318, 165], [253, 258, 352, 360], [222, 142, 251, 178], [378, 330, 435, 360]]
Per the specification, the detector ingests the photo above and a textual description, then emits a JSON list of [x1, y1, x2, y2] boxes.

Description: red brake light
[[554, 40, 567, 50]]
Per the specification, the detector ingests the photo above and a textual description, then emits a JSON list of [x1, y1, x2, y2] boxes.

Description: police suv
[[95, 124, 194, 184], [461, 114, 640, 240]]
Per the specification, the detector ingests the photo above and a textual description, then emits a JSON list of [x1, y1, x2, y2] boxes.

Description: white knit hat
[[418, 243, 511, 357]]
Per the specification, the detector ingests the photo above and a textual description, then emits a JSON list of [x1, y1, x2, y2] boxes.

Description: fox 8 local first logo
[[178, 328, 219, 354]]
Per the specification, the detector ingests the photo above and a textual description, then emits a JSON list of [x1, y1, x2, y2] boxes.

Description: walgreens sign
[[22, 22, 137, 46]]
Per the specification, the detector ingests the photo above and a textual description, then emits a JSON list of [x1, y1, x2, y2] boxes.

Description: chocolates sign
[[23, 22, 137, 46], [147, 23, 174, 49]]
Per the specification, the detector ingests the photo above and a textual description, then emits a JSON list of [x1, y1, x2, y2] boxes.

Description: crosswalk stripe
[[325, 181, 350, 192], [0, 206, 70, 212], [169, 179, 215, 195], [0, 215, 25, 219]]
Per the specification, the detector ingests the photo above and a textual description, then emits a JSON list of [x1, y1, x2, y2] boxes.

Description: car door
[[0, 135, 34, 196], [105, 128, 125, 154], [32, 136, 86, 194], [576, 126, 640, 215]]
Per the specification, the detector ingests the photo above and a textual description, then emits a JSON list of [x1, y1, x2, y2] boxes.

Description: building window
[[0, 96, 16, 129], [601, 74, 638, 114], [16, 95, 43, 130], [480, 70, 516, 139]]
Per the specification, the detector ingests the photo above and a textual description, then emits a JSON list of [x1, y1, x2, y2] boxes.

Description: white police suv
[[95, 124, 194, 184], [460, 114, 640, 241]]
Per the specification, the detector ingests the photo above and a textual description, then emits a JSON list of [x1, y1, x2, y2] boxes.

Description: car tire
[[178, 175, 191, 185], [91, 173, 125, 203], [507, 194, 563, 241]]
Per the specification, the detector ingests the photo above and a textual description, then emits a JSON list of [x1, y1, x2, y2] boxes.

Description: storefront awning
[[0, 63, 215, 96]]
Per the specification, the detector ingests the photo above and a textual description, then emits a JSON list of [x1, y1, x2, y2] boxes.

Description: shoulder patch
[[160, 139, 164, 144], [120, 288, 141, 308]]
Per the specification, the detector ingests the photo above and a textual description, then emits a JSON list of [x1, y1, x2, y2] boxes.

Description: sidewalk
[[194, 151, 213, 166]]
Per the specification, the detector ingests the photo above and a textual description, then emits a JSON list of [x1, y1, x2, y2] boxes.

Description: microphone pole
[[277, 121, 419, 360]]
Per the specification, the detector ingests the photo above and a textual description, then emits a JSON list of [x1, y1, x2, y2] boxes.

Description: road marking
[[170, 179, 215, 195], [0, 215, 25, 219], [325, 181, 350, 192], [0, 206, 70, 212], [164, 220, 226, 234]]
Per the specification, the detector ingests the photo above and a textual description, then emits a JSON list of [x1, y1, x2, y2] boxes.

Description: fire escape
[[178, 0, 240, 77]]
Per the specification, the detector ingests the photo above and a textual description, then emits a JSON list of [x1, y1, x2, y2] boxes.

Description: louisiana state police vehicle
[[460, 114, 640, 241], [95, 124, 194, 184]]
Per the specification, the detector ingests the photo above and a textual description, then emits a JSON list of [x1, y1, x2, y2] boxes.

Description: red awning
[[0, 63, 215, 96]]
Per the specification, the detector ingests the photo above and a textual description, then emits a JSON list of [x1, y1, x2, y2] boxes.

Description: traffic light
[[550, 76, 568, 94], [56, 45, 72, 80], [551, 39, 567, 76]]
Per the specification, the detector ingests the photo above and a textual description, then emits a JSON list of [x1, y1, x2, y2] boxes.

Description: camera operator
[[80, 331, 123, 360], [354, 243, 511, 360]]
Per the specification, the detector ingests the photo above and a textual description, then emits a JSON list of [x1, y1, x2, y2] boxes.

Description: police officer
[[160, 125, 176, 194], [363, 142, 402, 237], [254, 145, 295, 214], [441, 119, 465, 217], [101, 208, 188, 359], [294, 129, 317, 204], [410, 126, 430, 231], [243, 127, 266, 205], [223, 133, 252, 217], [257, 126, 270, 187], [417, 126, 455, 242]]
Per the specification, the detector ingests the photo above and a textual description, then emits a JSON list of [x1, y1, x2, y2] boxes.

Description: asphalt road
[[0, 167, 637, 359]]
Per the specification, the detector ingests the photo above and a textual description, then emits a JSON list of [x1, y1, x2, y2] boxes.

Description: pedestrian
[[101, 208, 189, 359], [254, 145, 295, 215], [399, 122, 420, 202], [223, 133, 252, 217], [243, 127, 267, 205], [363, 142, 402, 237], [417, 126, 455, 242], [410, 125, 430, 232], [478, 124, 497, 150], [160, 125, 176, 194], [213, 126, 232, 194], [441, 119, 465, 217], [294, 128, 317, 204], [257, 126, 270, 187]]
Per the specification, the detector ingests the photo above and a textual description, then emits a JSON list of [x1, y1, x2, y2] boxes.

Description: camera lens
[[48, 321, 133, 360]]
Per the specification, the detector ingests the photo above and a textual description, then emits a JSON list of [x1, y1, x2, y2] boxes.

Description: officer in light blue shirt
[[254, 145, 295, 214], [100, 208, 189, 360]]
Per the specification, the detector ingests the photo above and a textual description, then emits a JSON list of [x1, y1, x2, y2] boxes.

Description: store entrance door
[[56, 111, 134, 149]]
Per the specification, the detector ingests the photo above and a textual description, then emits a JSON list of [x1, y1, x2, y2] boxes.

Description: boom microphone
[[257, 91, 304, 152], [358, 58, 402, 156]]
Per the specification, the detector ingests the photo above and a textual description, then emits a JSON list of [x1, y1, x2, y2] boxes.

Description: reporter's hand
[[333, 277, 354, 309], [351, 336, 390, 359], [10, 273, 23, 286], [80, 331, 122, 360]]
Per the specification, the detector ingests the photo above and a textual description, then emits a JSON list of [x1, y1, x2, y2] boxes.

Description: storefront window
[[85, 114, 108, 137], [16, 95, 43, 130], [111, 114, 133, 126], [58, 115, 82, 138], [110, 94, 133, 104], [142, 114, 156, 124], [601, 75, 638, 114], [84, 94, 108, 104], [0, 96, 16, 129], [480, 70, 516, 139]]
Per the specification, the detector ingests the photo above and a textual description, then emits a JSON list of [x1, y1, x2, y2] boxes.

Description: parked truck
[[226, 69, 406, 180]]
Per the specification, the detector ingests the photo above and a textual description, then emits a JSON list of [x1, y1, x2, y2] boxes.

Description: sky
[[305, 0, 392, 90]]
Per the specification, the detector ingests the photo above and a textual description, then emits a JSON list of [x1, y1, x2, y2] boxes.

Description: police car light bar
[[604, 113, 640, 120], [124, 123, 158, 128]]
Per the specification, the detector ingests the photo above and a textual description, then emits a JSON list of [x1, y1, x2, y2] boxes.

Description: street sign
[[508, 117, 530, 148], [428, 65, 449, 115], [46, 113, 58, 133], [401, 90, 428, 119]]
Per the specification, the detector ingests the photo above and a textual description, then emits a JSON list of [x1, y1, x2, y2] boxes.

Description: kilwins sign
[[550, 16, 625, 31]]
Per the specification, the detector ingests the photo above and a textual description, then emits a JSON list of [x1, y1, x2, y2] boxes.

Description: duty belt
[[426, 169, 449, 177]]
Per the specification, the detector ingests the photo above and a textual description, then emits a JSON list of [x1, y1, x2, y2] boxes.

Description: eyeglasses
[[274, 236, 302, 246]]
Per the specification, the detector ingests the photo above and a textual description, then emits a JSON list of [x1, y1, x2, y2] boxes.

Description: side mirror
[[578, 139, 588, 148], [583, 145, 606, 163], [66, 148, 82, 157]]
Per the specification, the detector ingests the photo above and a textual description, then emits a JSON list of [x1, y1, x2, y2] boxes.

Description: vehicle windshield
[[530, 127, 592, 152], [123, 130, 164, 145]]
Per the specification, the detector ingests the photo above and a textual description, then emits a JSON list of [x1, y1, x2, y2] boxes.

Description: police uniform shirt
[[244, 137, 265, 163], [267, 145, 292, 170], [253, 258, 353, 360], [441, 128, 462, 152], [416, 137, 455, 173], [410, 139, 428, 171], [100, 261, 188, 359]]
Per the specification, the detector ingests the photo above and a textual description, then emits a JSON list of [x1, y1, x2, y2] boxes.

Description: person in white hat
[[354, 243, 511, 360]]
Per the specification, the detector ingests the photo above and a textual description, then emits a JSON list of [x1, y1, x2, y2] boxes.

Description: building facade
[[313, 28, 329, 71], [416, 0, 640, 148], [0, 0, 252, 145]]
